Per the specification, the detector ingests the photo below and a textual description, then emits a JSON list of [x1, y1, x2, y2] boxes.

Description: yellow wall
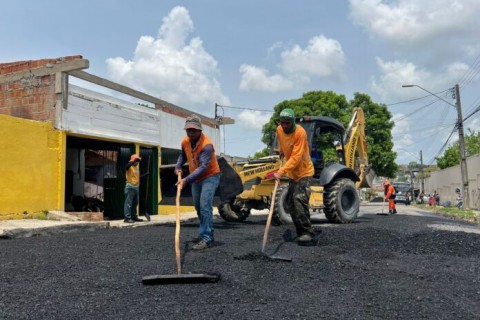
[[0, 114, 64, 217]]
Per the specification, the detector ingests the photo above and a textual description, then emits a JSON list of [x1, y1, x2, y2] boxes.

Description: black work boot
[[297, 233, 316, 246]]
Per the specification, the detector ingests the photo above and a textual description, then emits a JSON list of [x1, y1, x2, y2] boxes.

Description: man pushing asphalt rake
[[236, 109, 322, 261]]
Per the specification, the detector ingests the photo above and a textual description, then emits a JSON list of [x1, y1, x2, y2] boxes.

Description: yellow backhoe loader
[[218, 107, 374, 224]]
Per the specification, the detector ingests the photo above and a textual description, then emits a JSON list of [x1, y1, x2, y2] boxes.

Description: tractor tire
[[274, 185, 293, 225], [323, 178, 359, 223], [218, 199, 251, 222]]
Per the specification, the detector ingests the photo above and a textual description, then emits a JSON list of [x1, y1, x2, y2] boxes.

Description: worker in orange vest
[[384, 180, 397, 214]]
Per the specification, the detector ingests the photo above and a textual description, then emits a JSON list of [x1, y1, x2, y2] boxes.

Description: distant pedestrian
[[175, 115, 220, 250], [124, 154, 145, 223], [455, 188, 463, 209], [434, 191, 440, 206], [429, 191, 436, 207], [418, 191, 425, 204]]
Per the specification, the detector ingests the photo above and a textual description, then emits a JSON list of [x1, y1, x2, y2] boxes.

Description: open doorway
[[65, 137, 158, 220]]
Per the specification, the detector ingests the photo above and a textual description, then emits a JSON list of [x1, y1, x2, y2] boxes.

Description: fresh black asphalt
[[1, 205, 480, 319]]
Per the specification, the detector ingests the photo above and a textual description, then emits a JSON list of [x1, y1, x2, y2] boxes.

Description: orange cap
[[383, 179, 390, 185], [130, 154, 141, 162]]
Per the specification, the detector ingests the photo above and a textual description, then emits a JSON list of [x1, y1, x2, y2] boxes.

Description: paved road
[[1, 204, 479, 320]]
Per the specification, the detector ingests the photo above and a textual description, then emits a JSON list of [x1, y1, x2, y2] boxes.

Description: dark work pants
[[285, 177, 314, 237], [124, 188, 139, 220]]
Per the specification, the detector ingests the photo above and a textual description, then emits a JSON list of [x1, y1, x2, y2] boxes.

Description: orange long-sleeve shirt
[[277, 125, 314, 182], [385, 184, 395, 199]]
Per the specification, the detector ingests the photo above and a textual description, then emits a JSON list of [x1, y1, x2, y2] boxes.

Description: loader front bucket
[[217, 157, 244, 202]]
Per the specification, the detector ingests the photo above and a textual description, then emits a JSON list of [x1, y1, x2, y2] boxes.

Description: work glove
[[265, 171, 278, 179]]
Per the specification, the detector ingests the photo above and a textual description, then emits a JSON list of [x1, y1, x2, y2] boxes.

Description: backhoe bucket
[[358, 166, 375, 188]]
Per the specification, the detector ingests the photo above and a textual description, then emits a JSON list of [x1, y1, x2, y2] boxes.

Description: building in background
[[0, 56, 232, 219]]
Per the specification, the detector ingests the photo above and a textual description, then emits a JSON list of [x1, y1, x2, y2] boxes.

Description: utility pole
[[454, 84, 470, 209], [402, 83, 470, 209], [214, 103, 235, 156], [419, 150, 424, 193]]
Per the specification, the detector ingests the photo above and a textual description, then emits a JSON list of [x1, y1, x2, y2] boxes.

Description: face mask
[[280, 119, 296, 134]]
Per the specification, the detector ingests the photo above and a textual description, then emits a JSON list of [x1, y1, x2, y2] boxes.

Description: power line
[[394, 99, 439, 122], [215, 103, 275, 113], [463, 94, 480, 118], [388, 94, 437, 106], [463, 104, 480, 123], [394, 122, 454, 136], [387, 89, 450, 107], [427, 126, 457, 165], [458, 53, 480, 88], [391, 89, 454, 124]]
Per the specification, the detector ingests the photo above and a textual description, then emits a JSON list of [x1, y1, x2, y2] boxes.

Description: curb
[[0, 212, 205, 240], [0, 222, 110, 239]]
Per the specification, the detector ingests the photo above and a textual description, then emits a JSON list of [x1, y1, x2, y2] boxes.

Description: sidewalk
[[0, 211, 202, 240]]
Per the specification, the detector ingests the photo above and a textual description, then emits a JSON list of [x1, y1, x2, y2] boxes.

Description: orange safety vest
[[181, 133, 220, 183]]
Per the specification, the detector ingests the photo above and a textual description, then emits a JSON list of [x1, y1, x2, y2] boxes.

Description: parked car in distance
[[416, 193, 430, 203], [424, 194, 431, 203], [393, 182, 412, 204]]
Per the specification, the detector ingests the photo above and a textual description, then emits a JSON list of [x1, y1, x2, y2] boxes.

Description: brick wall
[[0, 56, 82, 121]]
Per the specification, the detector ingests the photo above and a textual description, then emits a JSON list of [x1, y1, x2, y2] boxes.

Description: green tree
[[436, 130, 480, 169], [466, 129, 480, 155], [257, 90, 398, 177], [436, 146, 459, 169], [253, 149, 270, 159]]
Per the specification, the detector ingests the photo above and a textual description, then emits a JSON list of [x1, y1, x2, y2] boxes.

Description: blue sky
[[2, 0, 480, 165]]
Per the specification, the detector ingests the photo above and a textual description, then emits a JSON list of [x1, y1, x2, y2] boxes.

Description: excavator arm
[[338, 107, 375, 188]]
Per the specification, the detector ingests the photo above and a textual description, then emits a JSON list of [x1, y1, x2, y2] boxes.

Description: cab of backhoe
[[296, 116, 346, 178]]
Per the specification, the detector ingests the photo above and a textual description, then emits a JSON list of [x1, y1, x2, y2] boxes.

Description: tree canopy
[[435, 130, 480, 169], [255, 90, 398, 177]]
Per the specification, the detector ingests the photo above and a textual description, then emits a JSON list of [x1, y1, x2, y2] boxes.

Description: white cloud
[[280, 35, 346, 78], [446, 62, 470, 78], [105, 6, 230, 112], [371, 58, 431, 101], [236, 110, 272, 130], [392, 113, 418, 164], [392, 113, 414, 154], [157, 6, 193, 49], [464, 117, 480, 136], [462, 44, 480, 58], [371, 58, 468, 102], [349, 0, 480, 47], [239, 64, 294, 92], [239, 34, 346, 92], [267, 41, 283, 58]]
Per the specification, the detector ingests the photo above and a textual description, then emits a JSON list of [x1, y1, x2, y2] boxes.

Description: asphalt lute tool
[[142, 173, 221, 285]]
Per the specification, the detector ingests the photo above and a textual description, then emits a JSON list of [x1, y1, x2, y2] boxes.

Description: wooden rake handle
[[262, 179, 279, 253], [175, 173, 182, 274]]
